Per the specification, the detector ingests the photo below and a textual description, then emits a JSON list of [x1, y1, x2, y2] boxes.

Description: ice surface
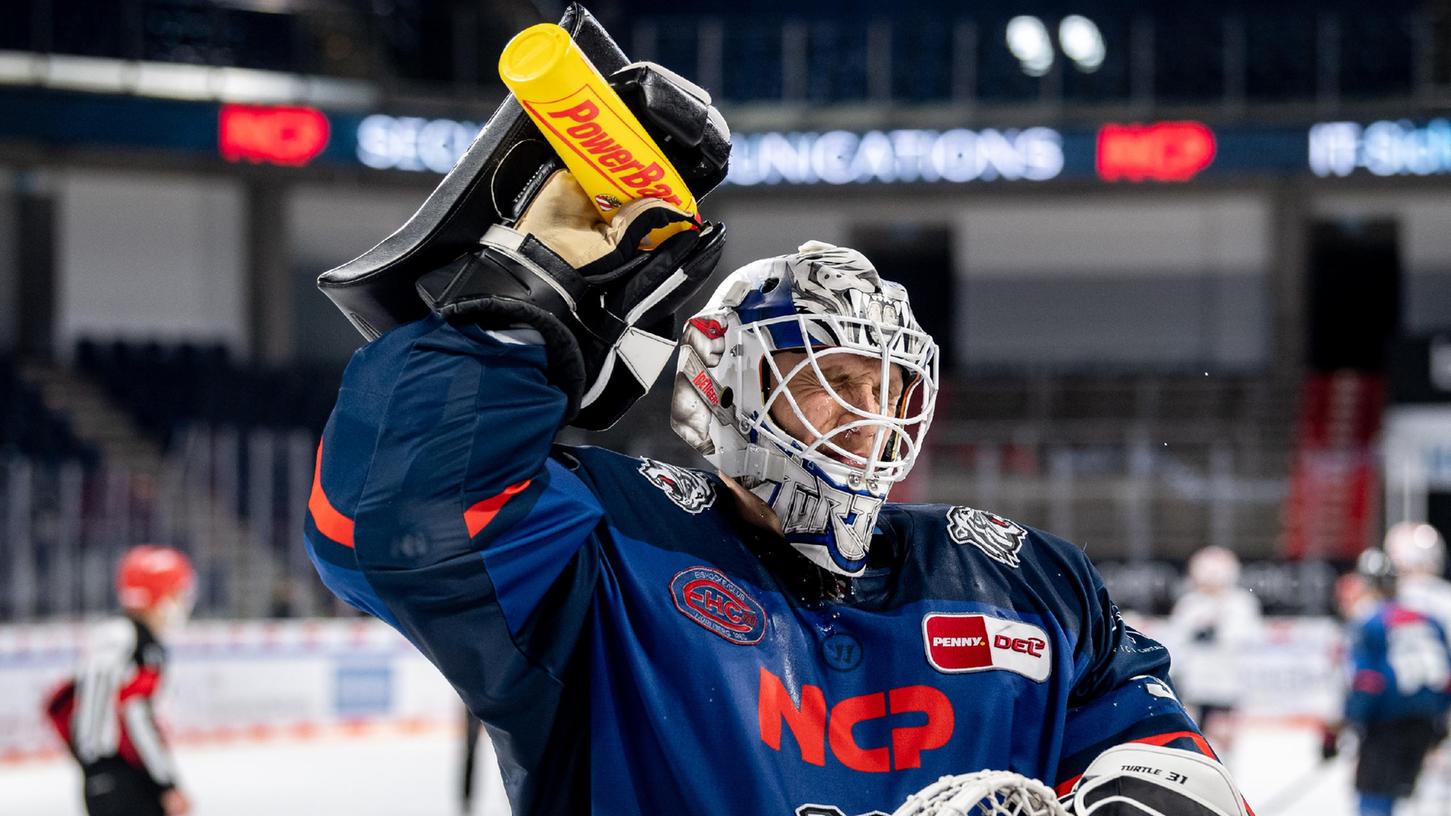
[[0, 725, 510, 816]]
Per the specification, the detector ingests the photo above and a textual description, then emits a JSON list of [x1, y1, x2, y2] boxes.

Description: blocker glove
[[417, 169, 726, 430]]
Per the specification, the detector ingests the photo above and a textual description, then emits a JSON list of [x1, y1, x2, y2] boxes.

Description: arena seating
[[581, 367, 1298, 560], [74, 339, 340, 444], [0, 354, 96, 464], [1, 341, 1305, 616], [8, 340, 1305, 570]]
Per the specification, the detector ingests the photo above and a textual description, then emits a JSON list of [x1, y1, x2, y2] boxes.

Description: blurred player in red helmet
[[44, 545, 196, 816]]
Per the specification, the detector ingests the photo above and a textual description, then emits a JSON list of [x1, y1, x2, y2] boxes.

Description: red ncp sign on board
[[1096, 121, 1216, 183], [219, 104, 330, 167]]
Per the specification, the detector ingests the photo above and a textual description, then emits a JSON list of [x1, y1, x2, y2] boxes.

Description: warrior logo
[[946, 506, 1027, 568], [638, 458, 715, 514]]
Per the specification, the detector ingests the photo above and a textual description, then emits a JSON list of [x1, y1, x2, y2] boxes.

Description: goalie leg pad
[[1071, 744, 1248, 816]]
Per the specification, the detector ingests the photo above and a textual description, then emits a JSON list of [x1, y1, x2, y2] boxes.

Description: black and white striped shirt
[[46, 616, 176, 788]]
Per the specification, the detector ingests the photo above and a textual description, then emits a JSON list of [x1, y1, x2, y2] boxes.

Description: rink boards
[[0, 615, 1342, 761], [0, 618, 458, 760]]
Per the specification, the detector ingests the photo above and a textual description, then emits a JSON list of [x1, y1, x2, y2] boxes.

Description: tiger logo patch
[[946, 506, 1027, 568], [638, 458, 716, 514]]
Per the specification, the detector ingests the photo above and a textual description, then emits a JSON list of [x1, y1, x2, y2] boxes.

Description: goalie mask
[[671, 241, 939, 576]]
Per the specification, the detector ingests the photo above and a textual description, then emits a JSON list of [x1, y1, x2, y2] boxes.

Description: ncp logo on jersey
[[922, 613, 1052, 682]]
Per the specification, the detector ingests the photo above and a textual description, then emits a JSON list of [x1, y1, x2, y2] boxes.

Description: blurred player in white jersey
[[1167, 546, 1264, 757], [1386, 522, 1451, 809], [1328, 550, 1451, 816]]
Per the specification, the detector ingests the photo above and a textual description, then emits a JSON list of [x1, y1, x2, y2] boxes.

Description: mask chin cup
[[757, 451, 884, 578]]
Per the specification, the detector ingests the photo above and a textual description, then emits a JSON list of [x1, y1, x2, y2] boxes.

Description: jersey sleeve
[[1344, 617, 1386, 729], [1053, 548, 1211, 794], [304, 316, 605, 734], [121, 697, 176, 789]]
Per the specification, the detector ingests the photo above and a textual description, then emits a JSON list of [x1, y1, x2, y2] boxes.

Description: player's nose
[[840, 381, 882, 414]]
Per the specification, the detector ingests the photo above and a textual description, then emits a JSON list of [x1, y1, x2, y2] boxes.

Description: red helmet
[[116, 546, 195, 610]]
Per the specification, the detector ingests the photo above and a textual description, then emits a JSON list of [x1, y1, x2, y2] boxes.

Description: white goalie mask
[[671, 241, 939, 576]]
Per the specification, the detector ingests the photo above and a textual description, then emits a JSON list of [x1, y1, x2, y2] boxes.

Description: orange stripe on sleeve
[[464, 480, 533, 538], [309, 443, 356, 548]]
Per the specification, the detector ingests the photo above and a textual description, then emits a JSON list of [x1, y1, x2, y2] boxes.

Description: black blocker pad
[[316, 2, 729, 341]]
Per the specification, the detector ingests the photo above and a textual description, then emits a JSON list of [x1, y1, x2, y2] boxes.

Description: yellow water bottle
[[499, 23, 699, 226]]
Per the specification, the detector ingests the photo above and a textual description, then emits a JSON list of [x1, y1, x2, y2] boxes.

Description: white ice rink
[[0, 726, 512, 816], [2, 722, 1444, 816]]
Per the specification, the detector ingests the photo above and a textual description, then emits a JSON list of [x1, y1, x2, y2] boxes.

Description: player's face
[[768, 350, 905, 465]]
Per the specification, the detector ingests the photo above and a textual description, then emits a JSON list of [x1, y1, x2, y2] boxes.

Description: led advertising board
[[219, 104, 330, 167], [1308, 119, 1451, 178], [1095, 122, 1217, 183], [722, 128, 1066, 186], [3, 90, 1449, 188], [354, 114, 485, 173]]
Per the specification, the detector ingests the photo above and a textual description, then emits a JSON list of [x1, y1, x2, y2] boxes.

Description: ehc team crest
[[671, 567, 767, 645]]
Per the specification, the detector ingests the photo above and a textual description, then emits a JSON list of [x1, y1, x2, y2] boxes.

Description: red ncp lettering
[[757, 667, 954, 772], [219, 104, 329, 167]]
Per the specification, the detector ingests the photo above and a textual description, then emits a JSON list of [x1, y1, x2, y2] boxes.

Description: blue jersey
[[1345, 602, 1451, 729], [305, 316, 1210, 816]]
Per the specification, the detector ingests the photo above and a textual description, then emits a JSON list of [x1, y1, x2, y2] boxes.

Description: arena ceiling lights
[[1005, 17, 1056, 77], [1005, 15, 1107, 77], [1058, 16, 1107, 73]]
